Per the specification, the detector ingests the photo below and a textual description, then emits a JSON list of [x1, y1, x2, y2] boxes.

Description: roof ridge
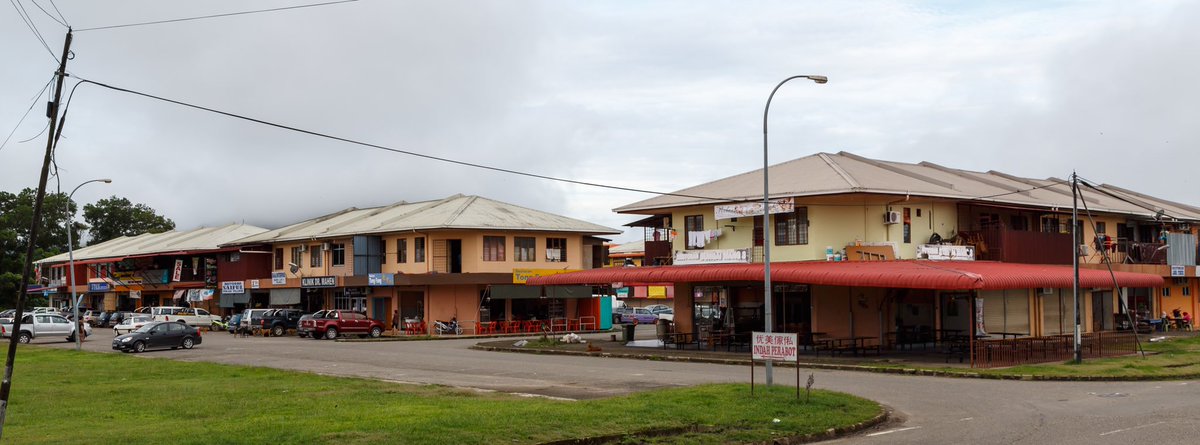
[[987, 171, 1100, 205], [275, 207, 360, 238], [613, 152, 834, 211], [442, 195, 478, 226], [919, 161, 1030, 196], [818, 153, 861, 189], [1097, 183, 1200, 217], [837, 151, 956, 190]]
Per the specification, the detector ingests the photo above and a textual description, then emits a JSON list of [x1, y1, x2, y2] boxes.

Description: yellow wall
[[667, 197, 959, 261], [272, 239, 355, 277], [380, 231, 587, 274]]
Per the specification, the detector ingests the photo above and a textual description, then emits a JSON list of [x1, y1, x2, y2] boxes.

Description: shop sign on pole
[[752, 332, 798, 362]]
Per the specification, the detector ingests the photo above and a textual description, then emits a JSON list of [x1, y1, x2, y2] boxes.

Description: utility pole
[[1072, 172, 1082, 364], [0, 29, 73, 439]]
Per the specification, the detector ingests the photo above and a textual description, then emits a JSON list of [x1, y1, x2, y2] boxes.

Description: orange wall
[[380, 231, 588, 275]]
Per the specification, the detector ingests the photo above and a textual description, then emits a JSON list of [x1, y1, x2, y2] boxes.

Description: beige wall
[[380, 231, 588, 274], [667, 197, 959, 261], [811, 286, 886, 338], [271, 238, 354, 277]]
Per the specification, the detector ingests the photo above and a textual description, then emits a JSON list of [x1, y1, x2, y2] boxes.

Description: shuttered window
[[981, 290, 1031, 335], [1042, 290, 1065, 335]]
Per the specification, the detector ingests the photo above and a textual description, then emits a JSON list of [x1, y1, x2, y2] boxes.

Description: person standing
[[391, 309, 400, 332]]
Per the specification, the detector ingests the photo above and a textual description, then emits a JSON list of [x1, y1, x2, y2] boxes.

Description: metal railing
[[971, 331, 1138, 368]]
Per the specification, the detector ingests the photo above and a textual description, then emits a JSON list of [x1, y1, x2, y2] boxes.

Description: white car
[[154, 307, 219, 327], [113, 315, 156, 335]]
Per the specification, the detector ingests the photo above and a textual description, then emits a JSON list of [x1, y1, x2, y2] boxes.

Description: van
[[239, 309, 274, 331]]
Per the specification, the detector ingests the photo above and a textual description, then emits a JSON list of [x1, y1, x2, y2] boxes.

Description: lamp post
[[67, 178, 112, 351], [762, 75, 826, 385]]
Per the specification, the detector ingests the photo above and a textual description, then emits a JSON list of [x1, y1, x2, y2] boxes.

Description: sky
[[2, 0, 1197, 244]]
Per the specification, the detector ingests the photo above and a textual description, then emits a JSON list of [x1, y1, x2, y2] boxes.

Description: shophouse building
[[222, 194, 620, 332], [531, 152, 1184, 366], [33, 224, 269, 313]]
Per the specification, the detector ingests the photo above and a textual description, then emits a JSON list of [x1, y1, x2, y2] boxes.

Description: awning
[[490, 285, 542, 299], [526, 260, 1165, 291], [546, 285, 592, 298], [269, 288, 301, 305], [219, 291, 252, 308]]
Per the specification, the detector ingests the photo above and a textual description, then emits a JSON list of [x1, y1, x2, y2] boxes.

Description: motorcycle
[[211, 316, 230, 332], [433, 319, 462, 335]]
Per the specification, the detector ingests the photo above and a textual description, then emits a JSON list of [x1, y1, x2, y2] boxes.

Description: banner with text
[[715, 197, 794, 220]]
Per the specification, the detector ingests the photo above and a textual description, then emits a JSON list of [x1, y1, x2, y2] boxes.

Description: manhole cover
[[1097, 393, 1128, 398]]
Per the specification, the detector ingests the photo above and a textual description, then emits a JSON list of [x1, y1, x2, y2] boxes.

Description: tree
[[0, 188, 77, 308], [82, 196, 175, 245]]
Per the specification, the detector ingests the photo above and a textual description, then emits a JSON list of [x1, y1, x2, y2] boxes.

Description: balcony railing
[[958, 227, 1073, 264]]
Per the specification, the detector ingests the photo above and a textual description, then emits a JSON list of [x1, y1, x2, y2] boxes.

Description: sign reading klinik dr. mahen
[[752, 332, 798, 362], [301, 276, 337, 288]]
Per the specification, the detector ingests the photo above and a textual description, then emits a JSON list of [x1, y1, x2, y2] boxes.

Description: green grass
[[5, 347, 879, 444]]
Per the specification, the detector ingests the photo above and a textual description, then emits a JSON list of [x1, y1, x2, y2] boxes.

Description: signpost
[[750, 332, 801, 399]]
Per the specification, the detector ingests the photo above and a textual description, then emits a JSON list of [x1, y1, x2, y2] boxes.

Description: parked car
[[655, 308, 674, 323], [259, 309, 304, 337], [112, 321, 202, 353], [0, 309, 16, 325], [83, 310, 106, 326], [106, 311, 132, 328], [300, 310, 384, 339], [154, 307, 219, 328], [613, 307, 658, 325], [226, 313, 244, 334], [238, 309, 274, 333], [0, 313, 91, 343], [113, 315, 156, 335], [296, 310, 328, 338], [644, 304, 671, 314]]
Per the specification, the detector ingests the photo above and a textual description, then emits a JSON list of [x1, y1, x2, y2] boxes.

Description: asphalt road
[[30, 326, 1200, 444]]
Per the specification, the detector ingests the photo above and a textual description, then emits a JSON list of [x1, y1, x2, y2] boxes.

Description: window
[[291, 246, 303, 269], [309, 246, 322, 267], [515, 237, 536, 262], [1096, 222, 1106, 234], [1162, 287, 1171, 297], [903, 208, 911, 244], [397, 238, 407, 263], [774, 207, 809, 246], [1184, 287, 1192, 297], [685, 215, 704, 249], [483, 236, 506, 261], [274, 248, 283, 270], [546, 238, 566, 262], [331, 243, 345, 266], [415, 237, 426, 263]]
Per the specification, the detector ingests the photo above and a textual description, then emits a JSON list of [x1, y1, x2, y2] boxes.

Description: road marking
[[1099, 421, 1165, 436], [866, 426, 921, 437], [958, 417, 973, 421]]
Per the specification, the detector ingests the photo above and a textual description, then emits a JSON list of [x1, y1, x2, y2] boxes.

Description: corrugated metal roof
[[614, 151, 1200, 221], [526, 260, 1164, 290], [36, 223, 268, 264], [227, 194, 621, 245], [609, 240, 645, 255]]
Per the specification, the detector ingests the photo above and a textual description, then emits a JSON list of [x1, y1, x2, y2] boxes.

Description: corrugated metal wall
[[1167, 233, 1196, 266]]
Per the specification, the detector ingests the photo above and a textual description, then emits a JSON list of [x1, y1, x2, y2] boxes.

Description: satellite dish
[[288, 263, 300, 275]]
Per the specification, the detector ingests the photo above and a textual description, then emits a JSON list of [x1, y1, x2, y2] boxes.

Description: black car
[[112, 321, 202, 353], [107, 311, 131, 328], [259, 309, 304, 337]]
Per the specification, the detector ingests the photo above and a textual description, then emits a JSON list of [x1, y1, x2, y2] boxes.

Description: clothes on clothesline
[[687, 229, 724, 248]]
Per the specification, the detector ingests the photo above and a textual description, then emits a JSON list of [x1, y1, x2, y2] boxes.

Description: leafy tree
[[0, 188, 78, 308], [82, 196, 175, 245]]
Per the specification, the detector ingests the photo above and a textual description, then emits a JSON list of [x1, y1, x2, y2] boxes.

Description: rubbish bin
[[622, 324, 636, 342], [656, 319, 672, 339]]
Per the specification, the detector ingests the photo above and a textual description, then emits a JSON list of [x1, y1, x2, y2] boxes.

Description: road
[[32, 326, 1200, 444]]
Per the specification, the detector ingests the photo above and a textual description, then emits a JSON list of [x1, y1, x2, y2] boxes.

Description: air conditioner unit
[[322, 242, 331, 251], [297, 245, 307, 252], [1040, 287, 1054, 295], [883, 211, 901, 225], [1079, 244, 1091, 256]]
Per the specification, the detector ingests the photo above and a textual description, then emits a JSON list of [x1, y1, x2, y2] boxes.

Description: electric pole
[[0, 29, 74, 439]]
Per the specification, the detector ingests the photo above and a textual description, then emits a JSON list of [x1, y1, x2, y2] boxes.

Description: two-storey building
[[223, 194, 620, 331]]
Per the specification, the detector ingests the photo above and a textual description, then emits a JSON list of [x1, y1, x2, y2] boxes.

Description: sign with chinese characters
[[301, 276, 337, 288], [752, 332, 798, 362], [368, 273, 395, 286], [512, 268, 579, 284], [674, 249, 751, 265], [271, 272, 286, 285], [221, 281, 245, 294], [715, 197, 793, 220]]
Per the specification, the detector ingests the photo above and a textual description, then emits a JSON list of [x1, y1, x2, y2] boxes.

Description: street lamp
[[68, 178, 112, 351], [762, 75, 826, 385]]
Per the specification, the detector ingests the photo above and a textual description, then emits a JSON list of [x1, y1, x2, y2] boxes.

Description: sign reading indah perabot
[[752, 332, 799, 362], [301, 276, 337, 288]]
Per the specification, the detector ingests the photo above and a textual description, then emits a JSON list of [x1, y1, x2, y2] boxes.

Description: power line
[[8, 0, 60, 63], [0, 76, 54, 152], [44, 0, 66, 26], [64, 76, 1086, 209], [75, 0, 358, 32], [30, 0, 65, 27]]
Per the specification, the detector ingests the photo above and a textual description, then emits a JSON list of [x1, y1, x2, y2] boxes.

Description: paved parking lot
[[26, 325, 1200, 444]]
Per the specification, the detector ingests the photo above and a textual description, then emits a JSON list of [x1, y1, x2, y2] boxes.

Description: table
[[661, 332, 694, 350], [990, 331, 1026, 339], [826, 336, 878, 357]]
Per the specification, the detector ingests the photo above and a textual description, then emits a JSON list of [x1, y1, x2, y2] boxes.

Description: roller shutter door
[[1042, 290, 1064, 335]]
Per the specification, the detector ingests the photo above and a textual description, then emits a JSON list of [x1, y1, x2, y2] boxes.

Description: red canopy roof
[[526, 261, 1164, 290]]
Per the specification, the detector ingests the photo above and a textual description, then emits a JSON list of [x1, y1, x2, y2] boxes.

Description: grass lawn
[[5, 347, 880, 444]]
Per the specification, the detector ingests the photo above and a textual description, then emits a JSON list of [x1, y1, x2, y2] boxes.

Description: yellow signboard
[[512, 268, 580, 284], [648, 286, 667, 299]]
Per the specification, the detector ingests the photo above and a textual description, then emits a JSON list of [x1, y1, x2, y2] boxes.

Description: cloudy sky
[[2, 1, 1197, 243]]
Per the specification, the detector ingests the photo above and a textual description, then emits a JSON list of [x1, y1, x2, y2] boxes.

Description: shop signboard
[[512, 268, 579, 284], [221, 281, 245, 294], [129, 290, 141, 299], [88, 281, 110, 293], [714, 197, 793, 220], [250, 279, 260, 289], [751, 332, 798, 362], [368, 273, 395, 286], [674, 249, 750, 265], [615, 287, 630, 298], [172, 259, 183, 282], [917, 244, 975, 261], [271, 272, 287, 285], [1170, 265, 1186, 277], [301, 276, 337, 288]]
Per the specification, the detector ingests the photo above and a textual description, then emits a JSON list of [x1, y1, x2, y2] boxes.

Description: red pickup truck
[[301, 310, 384, 340]]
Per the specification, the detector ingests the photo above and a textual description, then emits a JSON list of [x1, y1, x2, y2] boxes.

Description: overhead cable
[[75, 0, 358, 32]]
